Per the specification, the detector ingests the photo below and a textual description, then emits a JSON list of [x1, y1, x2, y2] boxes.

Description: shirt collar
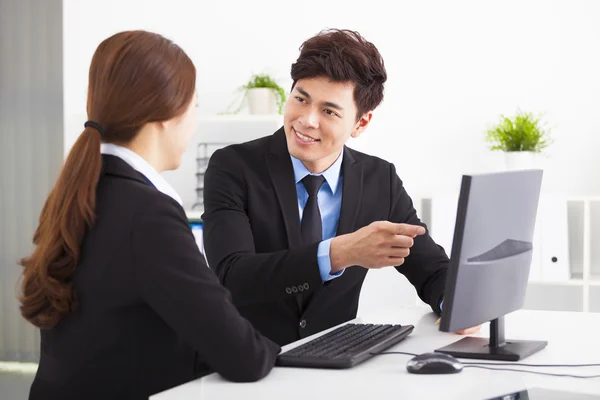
[[101, 143, 183, 206], [290, 150, 343, 194]]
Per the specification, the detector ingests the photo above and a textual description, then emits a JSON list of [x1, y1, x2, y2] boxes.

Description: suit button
[[286, 288, 292, 294], [299, 320, 307, 328], [303, 283, 309, 290], [292, 286, 298, 293], [298, 285, 304, 292]]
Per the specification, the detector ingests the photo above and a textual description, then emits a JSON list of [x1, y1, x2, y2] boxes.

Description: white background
[[61, 0, 600, 313]]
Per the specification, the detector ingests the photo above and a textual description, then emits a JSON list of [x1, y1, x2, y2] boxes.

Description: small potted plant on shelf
[[223, 74, 287, 115], [485, 109, 552, 170]]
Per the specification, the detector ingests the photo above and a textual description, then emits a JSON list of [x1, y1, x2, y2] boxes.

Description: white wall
[[62, 0, 600, 313], [63, 0, 600, 200], [162, 116, 284, 209]]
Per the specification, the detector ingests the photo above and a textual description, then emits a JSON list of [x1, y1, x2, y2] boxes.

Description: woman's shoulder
[[98, 172, 185, 221]]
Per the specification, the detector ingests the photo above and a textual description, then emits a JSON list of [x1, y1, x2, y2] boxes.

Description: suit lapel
[[265, 128, 302, 248], [304, 146, 363, 319], [265, 132, 364, 315], [336, 147, 363, 236], [102, 154, 153, 187], [264, 136, 364, 249]]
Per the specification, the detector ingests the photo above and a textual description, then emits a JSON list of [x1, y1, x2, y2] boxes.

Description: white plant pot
[[246, 88, 277, 115], [505, 151, 540, 171]]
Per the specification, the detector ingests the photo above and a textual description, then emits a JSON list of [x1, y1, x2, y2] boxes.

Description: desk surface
[[152, 306, 600, 400]]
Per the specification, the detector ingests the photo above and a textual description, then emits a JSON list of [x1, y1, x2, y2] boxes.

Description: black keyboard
[[276, 323, 414, 369]]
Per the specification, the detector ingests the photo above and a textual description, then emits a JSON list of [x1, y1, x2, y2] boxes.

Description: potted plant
[[485, 110, 552, 170], [223, 74, 287, 115]]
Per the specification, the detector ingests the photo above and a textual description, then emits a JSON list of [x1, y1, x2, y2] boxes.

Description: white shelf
[[197, 114, 283, 123], [193, 113, 284, 145], [185, 210, 203, 221], [565, 196, 600, 202], [0, 361, 38, 373], [529, 279, 600, 286], [528, 279, 585, 286]]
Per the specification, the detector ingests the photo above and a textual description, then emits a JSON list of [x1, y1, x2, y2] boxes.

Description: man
[[203, 29, 477, 346]]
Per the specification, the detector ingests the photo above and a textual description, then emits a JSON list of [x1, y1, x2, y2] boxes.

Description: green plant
[[485, 110, 551, 152], [223, 74, 287, 115]]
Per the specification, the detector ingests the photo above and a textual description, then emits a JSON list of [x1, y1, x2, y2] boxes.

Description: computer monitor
[[436, 169, 548, 361], [188, 218, 207, 260]]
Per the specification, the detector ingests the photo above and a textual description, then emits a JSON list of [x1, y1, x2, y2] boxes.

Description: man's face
[[283, 76, 371, 173]]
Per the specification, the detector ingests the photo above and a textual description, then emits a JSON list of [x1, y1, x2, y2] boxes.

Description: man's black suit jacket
[[29, 155, 280, 400], [203, 128, 448, 346]]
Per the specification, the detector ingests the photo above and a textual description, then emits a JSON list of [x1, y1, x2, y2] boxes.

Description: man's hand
[[329, 221, 426, 273], [455, 325, 481, 335]]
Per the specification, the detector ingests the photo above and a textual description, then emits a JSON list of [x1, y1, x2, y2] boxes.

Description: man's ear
[[351, 111, 373, 139]]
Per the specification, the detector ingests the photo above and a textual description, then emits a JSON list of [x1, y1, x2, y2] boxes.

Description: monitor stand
[[435, 316, 548, 361]]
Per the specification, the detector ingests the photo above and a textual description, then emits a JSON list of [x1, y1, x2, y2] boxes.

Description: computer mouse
[[406, 352, 463, 374]]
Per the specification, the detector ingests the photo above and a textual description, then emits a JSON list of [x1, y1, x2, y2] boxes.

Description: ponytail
[[19, 128, 103, 329], [18, 29, 197, 329]]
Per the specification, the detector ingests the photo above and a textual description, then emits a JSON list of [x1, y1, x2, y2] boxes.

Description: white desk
[[152, 307, 600, 400]]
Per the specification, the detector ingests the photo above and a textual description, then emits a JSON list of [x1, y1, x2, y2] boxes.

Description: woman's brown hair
[[19, 30, 196, 329]]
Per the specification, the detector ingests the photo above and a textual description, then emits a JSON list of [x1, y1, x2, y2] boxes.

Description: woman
[[19, 30, 280, 400]]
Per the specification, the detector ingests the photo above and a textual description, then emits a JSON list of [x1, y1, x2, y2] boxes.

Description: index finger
[[391, 223, 426, 237]]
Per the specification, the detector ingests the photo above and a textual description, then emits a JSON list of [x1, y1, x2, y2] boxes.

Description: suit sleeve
[[131, 195, 280, 382], [388, 163, 448, 315], [202, 148, 323, 306]]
